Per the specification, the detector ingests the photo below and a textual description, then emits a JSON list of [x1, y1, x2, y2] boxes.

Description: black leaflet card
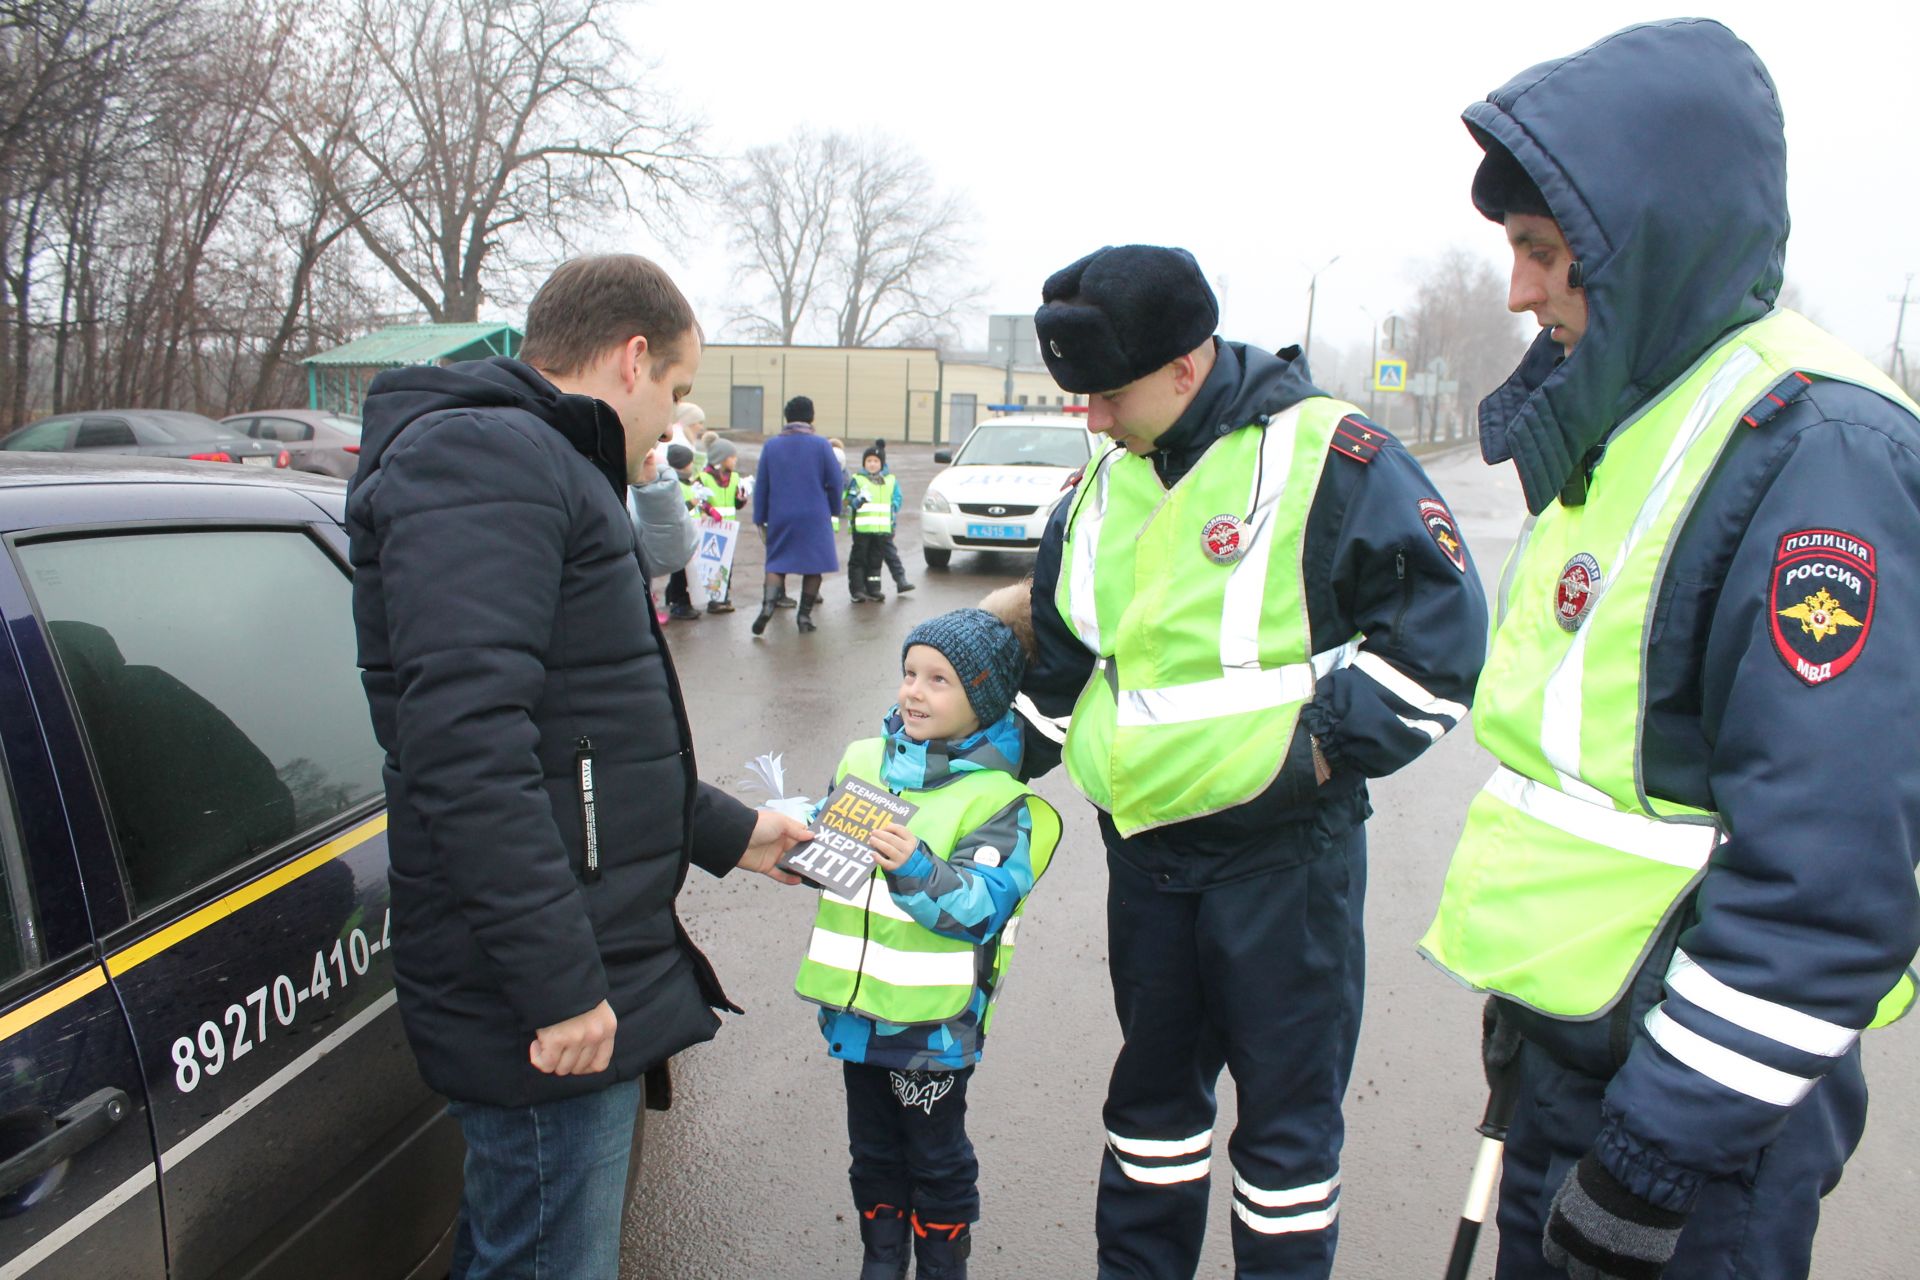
[[779, 775, 919, 900]]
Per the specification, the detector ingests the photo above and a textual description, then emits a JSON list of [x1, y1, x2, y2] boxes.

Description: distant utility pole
[[1891, 273, 1914, 387], [1302, 255, 1340, 362]]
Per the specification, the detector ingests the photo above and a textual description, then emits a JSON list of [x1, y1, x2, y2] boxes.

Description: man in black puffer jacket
[[349, 255, 808, 1279]]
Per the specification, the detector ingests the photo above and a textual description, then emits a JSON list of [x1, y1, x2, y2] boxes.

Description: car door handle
[[0, 1088, 132, 1200]]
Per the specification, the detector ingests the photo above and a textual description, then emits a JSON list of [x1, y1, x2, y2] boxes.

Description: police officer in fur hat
[[1018, 244, 1491, 1279]]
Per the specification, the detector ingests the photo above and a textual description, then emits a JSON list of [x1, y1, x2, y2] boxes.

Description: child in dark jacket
[[794, 603, 1059, 1280], [844, 446, 904, 601]]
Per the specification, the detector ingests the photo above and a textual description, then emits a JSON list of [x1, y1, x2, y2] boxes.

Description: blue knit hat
[[902, 608, 1026, 730]]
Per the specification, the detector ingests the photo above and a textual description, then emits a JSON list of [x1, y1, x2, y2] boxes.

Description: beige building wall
[[689, 346, 942, 441], [685, 346, 1085, 445]]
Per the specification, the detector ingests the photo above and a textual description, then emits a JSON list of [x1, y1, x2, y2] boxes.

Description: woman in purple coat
[[750, 395, 843, 635]]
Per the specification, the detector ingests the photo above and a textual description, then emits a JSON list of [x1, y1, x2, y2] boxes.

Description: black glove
[[1543, 1152, 1687, 1279], [1481, 995, 1522, 1091]]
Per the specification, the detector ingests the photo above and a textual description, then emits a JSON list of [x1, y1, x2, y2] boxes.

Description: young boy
[[844, 446, 904, 602], [870, 442, 915, 596], [663, 443, 718, 621], [695, 434, 744, 613], [794, 604, 1060, 1280]]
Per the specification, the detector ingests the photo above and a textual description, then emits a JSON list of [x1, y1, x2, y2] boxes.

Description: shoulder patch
[[1740, 370, 1814, 430], [1770, 528, 1875, 687], [1331, 415, 1383, 463], [1419, 498, 1467, 571]]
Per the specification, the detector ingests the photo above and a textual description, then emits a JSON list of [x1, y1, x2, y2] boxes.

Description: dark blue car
[[0, 453, 459, 1278]]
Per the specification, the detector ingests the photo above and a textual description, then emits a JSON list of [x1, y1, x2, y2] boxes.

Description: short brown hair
[[521, 255, 698, 377]]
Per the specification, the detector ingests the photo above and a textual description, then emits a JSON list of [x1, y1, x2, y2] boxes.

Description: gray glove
[[1543, 1152, 1687, 1279]]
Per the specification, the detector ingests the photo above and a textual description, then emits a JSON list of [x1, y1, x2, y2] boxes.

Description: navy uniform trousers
[[1096, 817, 1367, 1280], [1494, 1040, 1867, 1279]]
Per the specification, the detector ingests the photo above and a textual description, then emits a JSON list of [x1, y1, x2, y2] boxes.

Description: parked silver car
[[2, 410, 289, 468], [222, 410, 363, 480]]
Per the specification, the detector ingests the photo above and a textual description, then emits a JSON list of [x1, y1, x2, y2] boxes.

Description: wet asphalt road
[[620, 439, 1918, 1279]]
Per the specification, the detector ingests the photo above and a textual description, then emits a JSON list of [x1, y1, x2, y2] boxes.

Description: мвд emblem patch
[[1419, 498, 1466, 572], [1770, 528, 1875, 687]]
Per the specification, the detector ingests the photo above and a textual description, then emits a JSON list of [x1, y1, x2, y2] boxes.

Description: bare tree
[[717, 129, 846, 344], [314, 0, 707, 323], [1397, 247, 1530, 442], [828, 136, 978, 348], [719, 128, 980, 347]]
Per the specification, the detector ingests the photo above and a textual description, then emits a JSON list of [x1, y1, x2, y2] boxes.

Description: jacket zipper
[[575, 737, 600, 883], [1390, 548, 1412, 645]]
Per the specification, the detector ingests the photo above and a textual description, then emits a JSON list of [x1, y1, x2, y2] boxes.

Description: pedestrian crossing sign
[[1374, 359, 1408, 393]]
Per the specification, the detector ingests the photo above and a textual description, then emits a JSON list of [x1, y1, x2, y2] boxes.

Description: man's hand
[[867, 822, 918, 871], [529, 999, 617, 1076], [637, 451, 659, 486], [741, 808, 809, 883]]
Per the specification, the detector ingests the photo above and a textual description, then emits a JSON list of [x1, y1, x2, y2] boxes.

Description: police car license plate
[[965, 523, 1023, 539]]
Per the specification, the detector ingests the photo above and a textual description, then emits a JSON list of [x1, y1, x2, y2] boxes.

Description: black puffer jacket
[[348, 357, 757, 1107]]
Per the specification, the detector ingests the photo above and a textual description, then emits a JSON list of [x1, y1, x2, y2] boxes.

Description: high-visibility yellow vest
[[1053, 400, 1357, 836], [696, 469, 741, 517], [793, 739, 1061, 1028], [1421, 309, 1919, 1028], [852, 474, 897, 534]]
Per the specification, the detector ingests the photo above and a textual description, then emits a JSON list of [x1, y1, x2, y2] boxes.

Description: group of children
[[655, 414, 916, 619], [790, 589, 1056, 1280]]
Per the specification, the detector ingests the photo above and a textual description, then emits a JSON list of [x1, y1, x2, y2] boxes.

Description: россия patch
[[1769, 528, 1875, 687]]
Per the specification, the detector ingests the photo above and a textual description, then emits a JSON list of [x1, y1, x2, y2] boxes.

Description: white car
[[920, 414, 1099, 568]]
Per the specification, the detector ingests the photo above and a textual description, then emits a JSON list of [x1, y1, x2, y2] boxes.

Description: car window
[[0, 766, 32, 983], [141, 415, 226, 443], [16, 530, 385, 913], [263, 417, 314, 442], [952, 424, 1091, 468], [1, 419, 77, 450], [322, 416, 363, 439], [76, 417, 137, 449]]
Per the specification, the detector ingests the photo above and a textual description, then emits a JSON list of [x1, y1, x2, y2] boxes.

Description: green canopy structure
[[303, 323, 523, 415]]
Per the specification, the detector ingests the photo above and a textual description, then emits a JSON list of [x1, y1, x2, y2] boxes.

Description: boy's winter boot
[[796, 592, 821, 633], [911, 1213, 971, 1280], [856, 1204, 910, 1280]]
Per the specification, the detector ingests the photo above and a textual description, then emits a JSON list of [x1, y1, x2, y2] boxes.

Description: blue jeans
[[448, 1079, 642, 1280]]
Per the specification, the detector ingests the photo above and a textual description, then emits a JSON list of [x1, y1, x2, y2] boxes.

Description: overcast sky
[[614, 0, 1918, 376]]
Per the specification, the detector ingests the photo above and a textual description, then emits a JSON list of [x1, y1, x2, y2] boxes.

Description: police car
[[0, 454, 459, 1278], [919, 411, 1098, 568]]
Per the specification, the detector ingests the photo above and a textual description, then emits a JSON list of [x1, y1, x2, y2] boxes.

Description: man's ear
[[621, 334, 652, 390], [1170, 352, 1200, 395]]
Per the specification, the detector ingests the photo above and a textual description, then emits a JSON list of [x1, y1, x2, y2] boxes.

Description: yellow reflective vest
[[793, 739, 1060, 1028], [1422, 309, 1919, 1028], [1053, 400, 1358, 836]]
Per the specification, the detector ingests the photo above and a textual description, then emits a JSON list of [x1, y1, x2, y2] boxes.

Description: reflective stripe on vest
[[1422, 309, 1920, 1022], [852, 475, 897, 534], [697, 470, 740, 516], [1053, 401, 1352, 836], [793, 738, 1061, 1027]]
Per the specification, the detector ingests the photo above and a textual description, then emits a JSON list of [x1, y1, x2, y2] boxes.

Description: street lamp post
[[1358, 304, 1380, 421], [1302, 255, 1341, 363]]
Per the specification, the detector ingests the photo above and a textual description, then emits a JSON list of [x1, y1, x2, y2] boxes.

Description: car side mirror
[[934, 451, 951, 464]]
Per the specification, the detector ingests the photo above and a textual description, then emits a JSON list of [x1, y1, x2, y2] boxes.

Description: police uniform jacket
[[1023, 340, 1491, 887], [1466, 18, 1920, 1211], [349, 358, 758, 1108]]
